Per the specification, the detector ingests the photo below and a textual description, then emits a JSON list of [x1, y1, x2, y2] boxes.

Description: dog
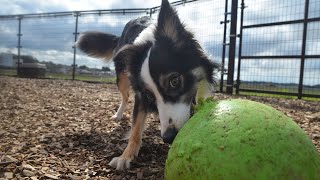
[[76, 0, 219, 170]]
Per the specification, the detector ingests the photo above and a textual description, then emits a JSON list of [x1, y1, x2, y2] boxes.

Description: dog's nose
[[162, 128, 177, 144]]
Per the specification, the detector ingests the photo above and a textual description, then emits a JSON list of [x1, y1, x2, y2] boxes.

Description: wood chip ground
[[0, 76, 319, 179]]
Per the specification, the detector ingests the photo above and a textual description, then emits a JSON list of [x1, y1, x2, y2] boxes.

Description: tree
[[21, 55, 39, 63], [102, 66, 111, 71], [79, 65, 89, 69]]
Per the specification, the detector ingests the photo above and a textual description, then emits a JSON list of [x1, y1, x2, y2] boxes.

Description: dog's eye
[[169, 76, 181, 88]]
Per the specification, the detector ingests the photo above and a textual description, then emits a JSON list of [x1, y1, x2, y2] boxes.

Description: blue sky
[[0, 0, 319, 86]]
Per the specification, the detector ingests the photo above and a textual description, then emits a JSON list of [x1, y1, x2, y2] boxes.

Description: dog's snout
[[162, 128, 178, 144]]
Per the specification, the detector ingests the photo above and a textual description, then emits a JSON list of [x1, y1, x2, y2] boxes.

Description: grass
[[239, 91, 295, 99], [74, 74, 116, 83], [1, 69, 318, 100], [0, 69, 116, 83], [46, 73, 116, 83], [217, 83, 320, 101], [0, 69, 17, 76], [239, 90, 320, 102]]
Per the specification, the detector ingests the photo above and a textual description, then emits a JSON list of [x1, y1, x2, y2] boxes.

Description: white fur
[[109, 156, 132, 171], [111, 95, 127, 121], [141, 50, 190, 136], [141, 50, 162, 101], [133, 23, 156, 45], [157, 102, 190, 135]]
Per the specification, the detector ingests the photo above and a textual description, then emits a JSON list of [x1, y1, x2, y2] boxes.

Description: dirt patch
[[0, 76, 319, 179]]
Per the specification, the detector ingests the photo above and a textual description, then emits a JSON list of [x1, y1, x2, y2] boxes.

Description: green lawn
[[239, 91, 320, 101], [217, 82, 320, 101], [238, 83, 320, 101], [0, 69, 116, 83], [0, 69, 17, 76], [74, 74, 116, 83], [1, 69, 318, 100], [46, 73, 116, 83]]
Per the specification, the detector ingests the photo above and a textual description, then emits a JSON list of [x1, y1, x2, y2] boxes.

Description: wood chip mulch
[[0, 76, 319, 179]]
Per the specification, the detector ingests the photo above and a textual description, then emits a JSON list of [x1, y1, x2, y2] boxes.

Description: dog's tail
[[75, 31, 119, 60]]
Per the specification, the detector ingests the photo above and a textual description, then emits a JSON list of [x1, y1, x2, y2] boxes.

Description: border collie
[[76, 0, 219, 170]]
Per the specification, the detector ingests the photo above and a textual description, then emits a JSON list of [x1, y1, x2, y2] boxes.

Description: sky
[[0, 0, 319, 86], [0, 0, 173, 15]]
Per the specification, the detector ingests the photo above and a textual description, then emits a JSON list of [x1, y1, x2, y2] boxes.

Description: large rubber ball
[[165, 99, 320, 180]]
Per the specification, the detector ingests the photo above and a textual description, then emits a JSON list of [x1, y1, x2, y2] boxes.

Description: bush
[[18, 63, 46, 78]]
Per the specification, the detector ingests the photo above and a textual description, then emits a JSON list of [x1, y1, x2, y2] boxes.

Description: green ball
[[165, 99, 320, 180]]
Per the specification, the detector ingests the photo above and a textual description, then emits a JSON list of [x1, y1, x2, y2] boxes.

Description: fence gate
[[235, 0, 320, 99]]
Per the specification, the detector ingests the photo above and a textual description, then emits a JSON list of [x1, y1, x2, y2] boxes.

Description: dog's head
[[115, 0, 219, 143]]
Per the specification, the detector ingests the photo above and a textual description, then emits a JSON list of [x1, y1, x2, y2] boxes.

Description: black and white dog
[[76, 0, 219, 170]]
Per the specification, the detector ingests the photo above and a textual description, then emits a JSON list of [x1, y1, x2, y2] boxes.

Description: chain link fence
[[0, 0, 226, 83], [0, 0, 319, 99], [236, 0, 320, 98]]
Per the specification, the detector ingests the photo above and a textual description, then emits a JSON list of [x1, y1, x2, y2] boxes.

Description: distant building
[[0, 53, 18, 68], [78, 69, 91, 74]]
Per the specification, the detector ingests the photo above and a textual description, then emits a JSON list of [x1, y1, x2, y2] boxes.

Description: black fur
[[115, 16, 153, 52], [76, 0, 219, 111], [113, 42, 158, 113], [147, 0, 219, 104], [76, 0, 220, 170], [76, 0, 219, 120], [157, 0, 182, 32], [76, 31, 119, 59]]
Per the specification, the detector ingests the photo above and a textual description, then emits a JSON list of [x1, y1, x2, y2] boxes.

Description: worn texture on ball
[[165, 99, 320, 180]]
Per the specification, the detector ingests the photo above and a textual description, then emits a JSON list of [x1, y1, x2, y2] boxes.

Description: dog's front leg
[[109, 95, 146, 170]]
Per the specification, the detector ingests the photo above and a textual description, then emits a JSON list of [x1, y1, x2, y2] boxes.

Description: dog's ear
[[195, 58, 220, 103], [156, 0, 184, 43]]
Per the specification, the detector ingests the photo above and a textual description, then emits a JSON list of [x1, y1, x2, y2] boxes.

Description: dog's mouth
[[161, 104, 195, 144], [162, 127, 178, 144], [158, 95, 196, 144]]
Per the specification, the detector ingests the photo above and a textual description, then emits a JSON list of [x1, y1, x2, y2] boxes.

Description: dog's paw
[[111, 114, 122, 121], [109, 156, 132, 171]]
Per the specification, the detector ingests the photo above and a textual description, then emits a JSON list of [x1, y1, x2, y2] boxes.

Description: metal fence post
[[226, 0, 239, 94], [17, 16, 22, 76], [220, 0, 229, 93], [72, 12, 79, 80], [236, 0, 245, 94], [298, 0, 309, 99], [149, 8, 153, 17]]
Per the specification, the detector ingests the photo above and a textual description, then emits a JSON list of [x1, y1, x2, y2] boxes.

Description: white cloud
[[0, 0, 319, 86], [0, 0, 178, 15]]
